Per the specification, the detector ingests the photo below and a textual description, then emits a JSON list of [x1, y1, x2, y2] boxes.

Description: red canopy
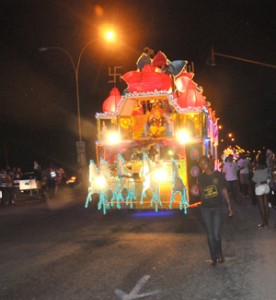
[[121, 65, 172, 93]]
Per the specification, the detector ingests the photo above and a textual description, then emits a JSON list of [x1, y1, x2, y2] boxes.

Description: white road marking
[[114, 274, 161, 300]]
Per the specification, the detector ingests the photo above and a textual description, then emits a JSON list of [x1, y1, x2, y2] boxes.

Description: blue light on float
[[131, 210, 176, 218]]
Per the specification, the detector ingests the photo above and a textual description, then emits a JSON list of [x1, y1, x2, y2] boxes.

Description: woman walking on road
[[222, 154, 240, 204], [252, 151, 271, 228], [198, 156, 233, 267]]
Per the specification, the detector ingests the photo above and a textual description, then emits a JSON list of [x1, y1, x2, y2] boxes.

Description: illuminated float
[[85, 48, 219, 214]]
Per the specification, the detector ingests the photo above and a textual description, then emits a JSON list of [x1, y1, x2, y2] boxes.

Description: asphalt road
[[0, 189, 275, 300]]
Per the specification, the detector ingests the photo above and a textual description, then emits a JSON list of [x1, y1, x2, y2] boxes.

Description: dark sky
[[1, 0, 275, 170]]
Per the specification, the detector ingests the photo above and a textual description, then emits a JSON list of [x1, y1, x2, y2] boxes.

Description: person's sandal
[[258, 224, 264, 228], [210, 260, 217, 267], [217, 257, 225, 264]]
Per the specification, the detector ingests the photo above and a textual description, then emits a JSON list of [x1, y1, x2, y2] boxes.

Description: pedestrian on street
[[222, 154, 239, 204], [237, 153, 251, 197], [252, 151, 271, 228], [12, 167, 23, 202], [46, 165, 57, 198], [34, 161, 43, 198], [198, 155, 233, 267], [5, 168, 14, 205]]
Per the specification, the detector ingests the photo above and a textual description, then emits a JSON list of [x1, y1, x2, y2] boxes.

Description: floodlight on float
[[105, 131, 121, 145], [176, 129, 191, 144], [168, 149, 174, 156], [152, 167, 169, 182], [95, 175, 107, 188]]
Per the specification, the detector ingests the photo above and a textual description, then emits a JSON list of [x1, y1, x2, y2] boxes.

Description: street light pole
[[39, 29, 117, 166], [40, 41, 101, 167], [74, 40, 98, 142], [39, 45, 86, 166], [39, 45, 89, 143]]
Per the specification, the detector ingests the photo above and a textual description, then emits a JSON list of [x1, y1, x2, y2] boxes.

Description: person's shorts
[[255, 183, 270, 196]]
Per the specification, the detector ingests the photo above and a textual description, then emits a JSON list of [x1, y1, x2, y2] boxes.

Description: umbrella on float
[[168, 60, 188, 76]]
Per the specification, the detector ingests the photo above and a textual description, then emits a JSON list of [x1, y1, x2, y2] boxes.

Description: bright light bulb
[[153, 168, 168, 182], [105, 30, 115, 41], [95, 175, 107, 188], [176, 130, 190, 144], [106, 131, 120, 145]]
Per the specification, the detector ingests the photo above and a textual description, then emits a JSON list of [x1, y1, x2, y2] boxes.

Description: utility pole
[[210, 46, 276, 69]]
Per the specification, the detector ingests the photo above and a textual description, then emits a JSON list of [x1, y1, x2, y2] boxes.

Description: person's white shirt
[[223, 161, 239, 181], [237, 158, 250, 174]]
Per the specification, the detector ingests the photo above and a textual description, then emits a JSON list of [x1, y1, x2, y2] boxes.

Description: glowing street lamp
[[105, 30, 115, 41], [39, 31, 116, 166]]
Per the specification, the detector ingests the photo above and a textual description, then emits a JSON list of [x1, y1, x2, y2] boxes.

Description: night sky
[[1, 0, 275, 171]]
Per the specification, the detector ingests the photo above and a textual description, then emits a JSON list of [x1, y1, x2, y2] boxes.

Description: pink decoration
[[102, 87, 121, 113], [175, 75, 197, 94], [186, 89, 196, 106], [195, 89, 206, 106], [175, 72, 206, 108], [175, 71, 194, 80], [152, 51, 168, 68]]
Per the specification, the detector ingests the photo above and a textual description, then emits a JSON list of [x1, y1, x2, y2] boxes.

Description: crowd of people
[[0, 161, 69, 207], [221, 149, 276, 214]]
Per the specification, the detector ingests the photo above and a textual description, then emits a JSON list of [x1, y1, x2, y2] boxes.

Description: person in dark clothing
[[46, 166, 57, 198], [34, 161, 43, 197], [6, 168, 14, 205], [198, 156, 233, 267]]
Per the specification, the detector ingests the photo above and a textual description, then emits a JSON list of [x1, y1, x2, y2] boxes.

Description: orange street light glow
[[105, 30, 115, 41]]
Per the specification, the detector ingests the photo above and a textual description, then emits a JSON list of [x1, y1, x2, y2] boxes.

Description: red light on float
[[191, 184, 200, 196]]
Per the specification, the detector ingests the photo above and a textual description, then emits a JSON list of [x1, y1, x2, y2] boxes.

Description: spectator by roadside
[[13, 167, 23, 202], [5, 166, 14, 205], [252, 151, 271, 228], [237, 153, 251, 197], [0, 168, 7, 207], [34, 160, 43, 198], [222, 154, 239, 204], [46, 165, 57, 198]]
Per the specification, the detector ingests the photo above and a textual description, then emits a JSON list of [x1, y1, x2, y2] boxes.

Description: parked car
[[19, 172, 38, 195]]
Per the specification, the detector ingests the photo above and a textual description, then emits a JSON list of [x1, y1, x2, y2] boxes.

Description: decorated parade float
[[85, 48, 219, 214]]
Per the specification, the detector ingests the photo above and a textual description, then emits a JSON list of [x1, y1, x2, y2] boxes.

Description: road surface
[[0, 189, 275, 300]]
